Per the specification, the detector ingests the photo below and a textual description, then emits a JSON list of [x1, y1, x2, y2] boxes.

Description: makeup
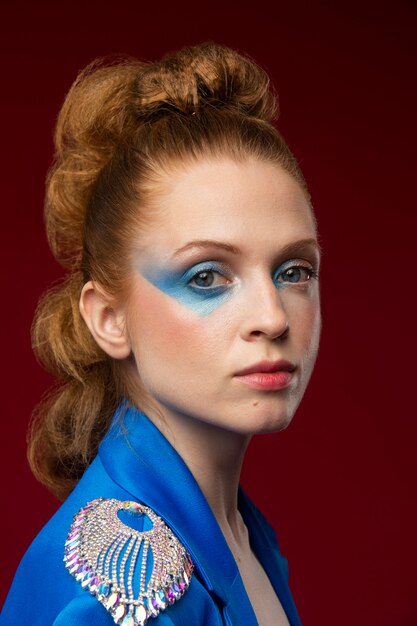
[[234, 370, 294, 391], [273, 260, 318, 288], [234, 359, 296, 391], [141, 260, 236, 317]]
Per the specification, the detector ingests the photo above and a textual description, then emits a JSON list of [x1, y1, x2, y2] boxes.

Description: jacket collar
[[98, 403, 301, 625]]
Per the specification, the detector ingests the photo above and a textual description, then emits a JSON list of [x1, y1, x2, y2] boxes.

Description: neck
[[144, 403, 251, 543]]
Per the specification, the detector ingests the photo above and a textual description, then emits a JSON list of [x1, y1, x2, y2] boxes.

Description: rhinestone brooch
[[64, 498, 194, 625]]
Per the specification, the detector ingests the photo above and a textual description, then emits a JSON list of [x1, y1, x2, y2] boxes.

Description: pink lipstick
[[234, 360, 296, 391]]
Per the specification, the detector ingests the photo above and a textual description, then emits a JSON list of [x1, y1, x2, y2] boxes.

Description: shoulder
[[52, 594, 113, 625], [51, 595, 174, 625], [11, 594, 175, 626], [50, 576, 221, 626], [2, 494, 222, 626], [60, 498, 221, 625], [1, 457, 134, 624]]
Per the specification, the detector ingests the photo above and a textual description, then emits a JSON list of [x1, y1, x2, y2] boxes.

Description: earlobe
[[79, 281, 131, 360]]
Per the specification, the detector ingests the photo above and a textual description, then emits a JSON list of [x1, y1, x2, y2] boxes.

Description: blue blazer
[[1, 405, 302, 625]]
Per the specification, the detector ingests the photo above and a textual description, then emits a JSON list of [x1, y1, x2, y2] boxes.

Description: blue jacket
[[1, 405, 302, 625]]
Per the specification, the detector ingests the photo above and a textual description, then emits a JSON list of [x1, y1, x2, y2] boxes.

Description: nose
[[239, 277, 289, 342]]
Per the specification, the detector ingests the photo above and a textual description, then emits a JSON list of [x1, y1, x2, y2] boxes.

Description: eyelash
[[185, 260, 319, 290], [273, 262, 319, 286], [183, 262, 231, 290]]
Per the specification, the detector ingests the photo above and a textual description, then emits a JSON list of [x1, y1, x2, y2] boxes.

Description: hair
[[28, 42, 310, 499]]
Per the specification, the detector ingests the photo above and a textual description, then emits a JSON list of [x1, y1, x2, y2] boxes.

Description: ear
[[79, 281, 131, 360]]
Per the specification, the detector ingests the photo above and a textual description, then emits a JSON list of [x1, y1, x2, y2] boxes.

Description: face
[[124, 158, 321, 436]]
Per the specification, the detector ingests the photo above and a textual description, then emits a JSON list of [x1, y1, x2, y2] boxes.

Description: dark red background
[[1, 1, 416, 624]]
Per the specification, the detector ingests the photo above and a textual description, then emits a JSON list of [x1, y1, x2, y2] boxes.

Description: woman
[[1, 42, 321, 625]]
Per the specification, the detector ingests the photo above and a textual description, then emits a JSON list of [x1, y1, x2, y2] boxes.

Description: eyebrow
[[172, 237, 321, 258], [172, 240, 241, 257], [276, 237, 322, 258]]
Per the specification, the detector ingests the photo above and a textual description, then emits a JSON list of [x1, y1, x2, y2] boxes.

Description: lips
[[233, 360, 296, 391], [234, 359, 296, 377]]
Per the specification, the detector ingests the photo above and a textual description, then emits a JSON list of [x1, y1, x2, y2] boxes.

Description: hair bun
[[134, 42, 278, 121]]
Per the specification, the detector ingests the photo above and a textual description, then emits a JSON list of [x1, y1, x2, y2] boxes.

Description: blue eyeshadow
[[141, 261, 235, 317]]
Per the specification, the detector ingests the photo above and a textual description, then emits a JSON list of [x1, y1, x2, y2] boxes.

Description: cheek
[[127, 281, 220, 366], [299, 297, 321, 369], [287, 291, 321, 353]]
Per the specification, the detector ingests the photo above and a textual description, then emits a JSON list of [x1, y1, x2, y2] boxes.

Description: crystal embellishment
[[64, 498, 194, 624]]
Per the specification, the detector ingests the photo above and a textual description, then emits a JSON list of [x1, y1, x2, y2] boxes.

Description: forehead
[[137, 158, 316, 257]]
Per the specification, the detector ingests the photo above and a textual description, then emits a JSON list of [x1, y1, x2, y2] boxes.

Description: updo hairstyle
[[29, 42, 309, 499]]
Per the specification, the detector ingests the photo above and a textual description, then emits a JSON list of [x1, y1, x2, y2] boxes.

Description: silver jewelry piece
[[64, 498, 194, 625]]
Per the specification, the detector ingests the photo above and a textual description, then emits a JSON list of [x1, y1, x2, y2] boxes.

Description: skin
[[80, 157, 321, 625]]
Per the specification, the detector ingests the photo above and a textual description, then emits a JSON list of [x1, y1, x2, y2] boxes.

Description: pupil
[[195, 271, 213, 287], [286, 268, 301, 282]]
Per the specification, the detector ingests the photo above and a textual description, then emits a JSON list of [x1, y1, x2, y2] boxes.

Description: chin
[[231, 403, 296, 436], [255, 413, 294, 435]]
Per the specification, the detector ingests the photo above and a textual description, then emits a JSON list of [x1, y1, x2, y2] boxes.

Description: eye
[[188, 269, 230, 289], [274, 262, 318, 285]]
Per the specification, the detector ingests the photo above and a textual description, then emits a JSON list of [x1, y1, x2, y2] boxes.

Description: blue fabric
[[1, 404, 303, 625]]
